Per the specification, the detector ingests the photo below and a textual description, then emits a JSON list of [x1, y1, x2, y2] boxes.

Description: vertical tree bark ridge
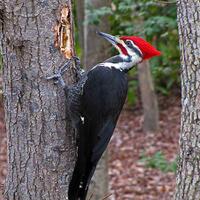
[[175, 1, 200, 199], [1, 1, 76, 199]]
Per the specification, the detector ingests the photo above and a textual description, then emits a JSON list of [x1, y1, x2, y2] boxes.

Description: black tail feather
[[68, 160, 84, 200], [68, 117, 116, 200], [68, 159, 98, 200], [77, 165, 97, 200], [68, 122, 87, 200]]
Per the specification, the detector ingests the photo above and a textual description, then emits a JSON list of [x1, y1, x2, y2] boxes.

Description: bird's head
[[97, 31, 161, 69]]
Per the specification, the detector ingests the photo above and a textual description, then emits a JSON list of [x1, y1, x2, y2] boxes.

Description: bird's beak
[[97, 31, 121, 46]]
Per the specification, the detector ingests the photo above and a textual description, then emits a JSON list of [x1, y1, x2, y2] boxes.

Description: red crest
[[120, 36, 161, 59]]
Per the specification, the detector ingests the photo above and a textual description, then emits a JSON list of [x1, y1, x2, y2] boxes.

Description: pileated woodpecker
[[47, 32, 160, 200]]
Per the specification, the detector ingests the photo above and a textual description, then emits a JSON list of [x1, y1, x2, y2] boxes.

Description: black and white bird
[[47, 31, 161, 200]]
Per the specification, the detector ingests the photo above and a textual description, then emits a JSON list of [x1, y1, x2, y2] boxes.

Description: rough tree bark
[[175, 1, 200, 199], [0, 1, 77, 199], [138, 60, 159, 133], [84, 0, 111, 199]]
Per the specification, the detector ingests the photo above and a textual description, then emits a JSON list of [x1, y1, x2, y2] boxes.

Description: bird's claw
[[46, 56, 81, 87], [46, 74, 60, 80], [73, 56, 81, 65], [46, 60, 72, 87], [46, 73, 62, 85], [58, 60, 71, 75], [71, 56, 84, 79]]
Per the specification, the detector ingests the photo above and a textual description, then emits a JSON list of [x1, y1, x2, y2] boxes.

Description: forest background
[[0, 0, 180, 199]]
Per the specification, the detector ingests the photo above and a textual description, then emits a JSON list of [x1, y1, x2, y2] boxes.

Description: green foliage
[[74, 27, 83, 59], [127, 79, 138, 106], [144, 16, 177, 36], [85, 5, 112, 25], [86, 0, 180, 102], [72, 0, 83, 59], [139, 151, 177, 173]]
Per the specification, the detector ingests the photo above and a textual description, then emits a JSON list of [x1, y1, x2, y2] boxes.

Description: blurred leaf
[[127, 79, 138, 106], [86, 6, 112, 25], [140, 151, 177, 173]]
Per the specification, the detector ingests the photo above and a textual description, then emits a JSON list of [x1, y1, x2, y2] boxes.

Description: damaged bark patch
[[54, 4, 74, 59]]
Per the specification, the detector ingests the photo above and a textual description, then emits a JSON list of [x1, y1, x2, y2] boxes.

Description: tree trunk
[[84, 0, 111, 68], [175, 1, 200, 199], [0, 1, 76, 199], [138, 60, 159, 133], [84, 0, 111, 199]]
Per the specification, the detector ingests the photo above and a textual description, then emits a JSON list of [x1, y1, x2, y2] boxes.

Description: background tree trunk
[[138, 60, 159, 132], [175, 1, 200, 199], [0, 1, 76, 199], [84, 0, 111, 68], [83, 0, 111, 199]]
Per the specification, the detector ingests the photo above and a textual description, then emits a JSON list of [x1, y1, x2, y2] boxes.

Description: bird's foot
[[46, 59, 72, 87], [73, 56, 81, 67], [73, 56, 85, 80], [46, 56, 84, 87]]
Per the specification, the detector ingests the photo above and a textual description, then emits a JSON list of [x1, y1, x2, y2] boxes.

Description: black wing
[[68, 66, 128, 200]]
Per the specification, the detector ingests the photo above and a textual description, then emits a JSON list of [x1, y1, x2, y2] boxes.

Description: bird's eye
[[125, 40, 133, 48]]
